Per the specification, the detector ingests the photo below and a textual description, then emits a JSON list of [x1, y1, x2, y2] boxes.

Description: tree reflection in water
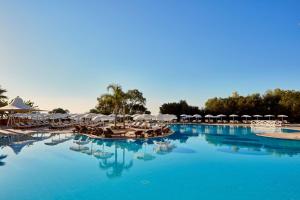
[[68, 124, 300, 178], [98, 141, 133, 178], [171, 124, 300, 157]]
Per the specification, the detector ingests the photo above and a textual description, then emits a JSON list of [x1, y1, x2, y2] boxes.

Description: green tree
[[49, 108, 69, 114], [204, 89, 300, 122], [130, 104, 148, 114], [160, 100, 202, 120], [92, 85, 148, 126], [104, 84, 127, 127], [126, 89, 146, 114], [93, 94, 115, 115]]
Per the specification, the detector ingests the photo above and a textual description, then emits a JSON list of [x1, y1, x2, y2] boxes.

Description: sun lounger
[[134, 130, 144, 138], [103, 128, 114, 138], [154, 128, 162, 136]]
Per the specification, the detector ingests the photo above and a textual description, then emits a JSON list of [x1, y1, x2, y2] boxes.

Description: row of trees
[[90, 84, 149, 126], [205, 89, 300, 122], [159, 89, 300, 122]]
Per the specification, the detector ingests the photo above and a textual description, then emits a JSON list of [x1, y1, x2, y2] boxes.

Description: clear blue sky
[[0, 0, 299, 113]]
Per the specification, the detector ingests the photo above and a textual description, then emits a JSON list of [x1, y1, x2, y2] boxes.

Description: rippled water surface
[[1, 124, 300, 200]]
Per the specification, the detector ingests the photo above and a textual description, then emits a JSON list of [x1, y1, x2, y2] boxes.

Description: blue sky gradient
[[0, 1, 299, 113]]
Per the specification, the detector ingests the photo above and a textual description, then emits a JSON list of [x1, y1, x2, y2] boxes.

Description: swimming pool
[[1, 124, 300, 200]]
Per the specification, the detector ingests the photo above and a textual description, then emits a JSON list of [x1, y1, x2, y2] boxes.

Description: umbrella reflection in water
[[153, 141, 176, 155], [134, 141, 155, 161]]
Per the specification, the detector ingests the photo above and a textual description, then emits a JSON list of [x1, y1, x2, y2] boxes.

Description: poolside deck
[[0, 127, 73, 136], [256, 132, 300, 140], [2, 124, 300, 140]]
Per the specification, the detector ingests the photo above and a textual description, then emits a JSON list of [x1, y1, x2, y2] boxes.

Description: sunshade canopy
[[278, 115, 288, 118], [0, 96, 38, 112], [241, 115, 252, 118]]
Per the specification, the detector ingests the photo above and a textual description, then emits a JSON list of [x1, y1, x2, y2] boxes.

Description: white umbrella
[[156, 114, 167, 121], [91, 114, 105, 122], [156, 114, 177, 122], [180, 114, 187, 118], [193, 114, 202, 118], [28, 113, 43, 120], [264, 115, 274, 120], [217, 114, 226, 120], [229, 114, 238, 121], [49, 113, 69, 120], [131, 114, 140, 118], [278, 115, 288, 121], [205, 115, 214, 122], [167, 114, 177, 121], [109, 113, 122, 118], [241, 115, 251, 118], [101, 115, 115, 122], [192, 114, 202, 122], [185, 115, 192, 122], [48, 113, 59, 120], [60, 113, 69, 119], [241, 115, 251, 120], [70, 114, 85, 122], [42, 113, 50, 120], [82, 113, 96, 119], [253, 115, 262, 120], [133, 114, 155, 121], [133, 114, 142, 121]]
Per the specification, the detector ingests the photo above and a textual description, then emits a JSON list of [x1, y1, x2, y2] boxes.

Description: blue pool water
[[1, 124, 300, 200]]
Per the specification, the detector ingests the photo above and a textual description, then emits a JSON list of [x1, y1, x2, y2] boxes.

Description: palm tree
[[98, 143, 133, 178], [106, 84, 126, 127], [94, 84, 147, 128], [0, 86, 7, 101], [0, 86, 8, 119], [0, 86, 7, 107]]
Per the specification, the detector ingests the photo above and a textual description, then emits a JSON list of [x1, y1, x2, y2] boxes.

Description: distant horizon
[[1, 1, 299, 114], [2, 86, 299, 114]]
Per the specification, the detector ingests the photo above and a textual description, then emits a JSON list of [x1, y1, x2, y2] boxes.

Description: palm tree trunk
[[123, 114, 125, 129], [123, 106, 126, 129], [114, 107, 117, 128]]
